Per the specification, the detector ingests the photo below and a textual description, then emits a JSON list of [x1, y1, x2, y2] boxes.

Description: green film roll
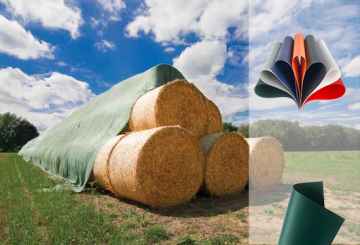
[[278, 182, 344, 245]]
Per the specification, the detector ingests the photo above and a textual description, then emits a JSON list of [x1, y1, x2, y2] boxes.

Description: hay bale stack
[[246, 137, 285, 189], [130, 79, 208, 138], [200, 132, 249, 197], [206, 99, 222, 134], [92, 135, 125, 190], [108, 126, 204, 208]]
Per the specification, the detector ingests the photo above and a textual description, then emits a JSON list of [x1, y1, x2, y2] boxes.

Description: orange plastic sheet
[[292, 33, 306, 104]]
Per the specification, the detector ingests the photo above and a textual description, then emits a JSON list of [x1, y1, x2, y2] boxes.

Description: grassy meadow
[[0, 151, 359, 244]]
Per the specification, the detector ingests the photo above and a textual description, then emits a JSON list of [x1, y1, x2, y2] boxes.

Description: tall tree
[[0, 113, 39, 152], [222, 122, 238, 133]]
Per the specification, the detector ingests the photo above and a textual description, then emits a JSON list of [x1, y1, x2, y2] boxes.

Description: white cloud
[[348, 103, 360, 111], [0, 0, 83, 39], [0, 15, 55, 59], [173, 40, 248, 120], [56, 61, 67, 67], [164, 47, 175, 52], [97, 0, 126, 21], [126, 0, 247, 43], [341, 55, 360, 77], [0, 67, 94, 131], [94, 39, 116, 52]]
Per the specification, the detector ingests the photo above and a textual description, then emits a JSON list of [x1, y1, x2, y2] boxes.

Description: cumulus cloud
[[0, 15, 55, 59], [0, 0, 83, 39], [348, 102, 360, 111], [94, 39, 116, 52], [97, 0, 126, 21], [173, 40, 248, 120], [126, 0, 247, 43], [341, 55, 360, 77], [0, 67, 94, 131]]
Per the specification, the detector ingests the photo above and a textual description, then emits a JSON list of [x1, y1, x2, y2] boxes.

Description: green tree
[[222, 122, 238, 133], [0, 113, 38, 152], [238, 123, 249, 138]]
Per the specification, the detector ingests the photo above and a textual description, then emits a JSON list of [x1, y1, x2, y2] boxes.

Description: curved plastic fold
[[274, 36, 298, 101], [279, 182, 344, 245]]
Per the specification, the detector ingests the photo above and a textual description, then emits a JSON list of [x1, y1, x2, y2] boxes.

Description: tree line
[[0, 113, 38, 152], [223, 120, 360, 151]]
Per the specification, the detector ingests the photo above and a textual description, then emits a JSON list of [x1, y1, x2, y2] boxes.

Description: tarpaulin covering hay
[[206, 99, 222, 134], [92, 135, 125, 190], [18, 64, 184, 192], [129, 79, 208, 138], [200, 132, 249, 197], [246, 136, 285, 189], [108, 126, 204, 208]]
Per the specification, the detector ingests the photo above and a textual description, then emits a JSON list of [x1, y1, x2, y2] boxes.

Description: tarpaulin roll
[[274, 36, 298, 101], [278, 182, 344, 245], [19, 64, 185, 192], [301, 35, 326, 105]]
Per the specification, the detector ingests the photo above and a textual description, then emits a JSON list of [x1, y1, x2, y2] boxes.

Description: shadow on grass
[[83, 185, 249, 218]]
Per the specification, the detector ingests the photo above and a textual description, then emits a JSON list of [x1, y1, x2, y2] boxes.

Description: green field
[[0, 152, 359, 244], [284, 151, 360, 193], [0, 153, 244, 245]]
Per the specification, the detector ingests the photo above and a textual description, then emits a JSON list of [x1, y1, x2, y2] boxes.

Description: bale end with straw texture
[[246, 136, 285, 189], [200, 132, 249, 197], [92, 135, 125, 190], [206, 99, 222, 135], [130, 79, 209, 138], [109, 126, 204, 208]]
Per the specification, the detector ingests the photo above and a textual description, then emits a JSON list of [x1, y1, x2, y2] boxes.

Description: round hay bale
[[246, 137, 285, 189], [92, 135, 125, 190], [108, 126, 204, 208], [200, 132, 249, 197], [129, 79, 208, 138], [206, 99, 222, 134]]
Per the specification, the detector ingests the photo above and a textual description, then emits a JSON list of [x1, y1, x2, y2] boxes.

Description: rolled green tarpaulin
[[278, 182, 344, 245], [19, 64, 185, 192]]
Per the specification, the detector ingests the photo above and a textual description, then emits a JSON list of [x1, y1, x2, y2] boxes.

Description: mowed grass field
[[0, 152, 359, 244]]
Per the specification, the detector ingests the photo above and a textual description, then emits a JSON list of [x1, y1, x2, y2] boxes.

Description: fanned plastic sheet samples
[[278, 182, 345, 245], [255, 34, 345, 109]]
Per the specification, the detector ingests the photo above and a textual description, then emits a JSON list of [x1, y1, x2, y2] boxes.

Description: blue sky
[[0, 0, 359, 131]]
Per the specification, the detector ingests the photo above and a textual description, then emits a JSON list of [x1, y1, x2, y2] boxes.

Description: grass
[[144, 226, 168, 244], [236, 212, 246, 221], [0, 153, 166, 244], [284, 151, 360, 192]]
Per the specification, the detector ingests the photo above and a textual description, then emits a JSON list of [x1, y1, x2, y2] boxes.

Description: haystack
[[129, 79, 208, 138], [92, 135, 125, 190], [200, 132, 249, 197], [108, 126, 204, 208], [246, 137, 285, 189], [206, 99, 222, 134]]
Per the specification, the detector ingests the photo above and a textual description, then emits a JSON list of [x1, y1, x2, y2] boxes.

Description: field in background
[[0, 152, 359, 244], [250, 151, 360, 244]]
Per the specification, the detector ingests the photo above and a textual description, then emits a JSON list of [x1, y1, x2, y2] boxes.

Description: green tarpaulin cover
[[19, 64, 185, 192], [278, 182, 344, 245]]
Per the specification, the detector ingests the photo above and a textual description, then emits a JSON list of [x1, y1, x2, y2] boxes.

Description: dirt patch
[[77, 189, 250, 243]]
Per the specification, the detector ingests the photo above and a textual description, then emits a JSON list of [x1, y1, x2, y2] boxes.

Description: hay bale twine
[[206, 99, 222, 134], [130, 79, 208, 138], [246, 137, 285, 189], [92, 135, 125, 190], [200, 132, 249, 197], [108, 126, 204, 208]]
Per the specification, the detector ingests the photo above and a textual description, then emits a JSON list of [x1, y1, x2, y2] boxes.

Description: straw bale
[[246, 137, 285, 189], [206, 99, 222, 134], [130, 79, 208, 138], [200, 132, 249, 197], [109, 126, 204, 208], [92, 135, 125, 190]]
